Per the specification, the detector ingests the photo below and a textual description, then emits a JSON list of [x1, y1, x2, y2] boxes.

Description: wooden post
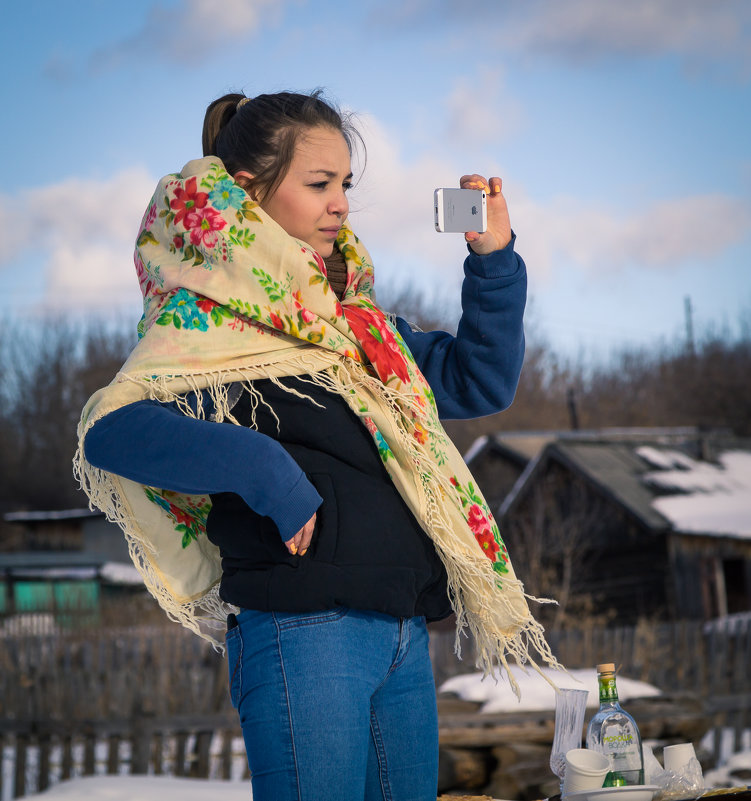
[[83, 733, 96, 775], [61, 735, 73, 780], [38, 734, 52, 792], [192, 731, 213, 778], [107, 734, 120, 775], [175, 731, 188, 777], [131, 725, 151, 775], [14, 733, 28, 799], [220, 730, 234, 780], [153, 731, 164, 775]]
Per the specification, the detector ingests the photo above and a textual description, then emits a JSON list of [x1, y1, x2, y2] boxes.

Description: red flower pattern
[[171, 177, 208, 226], [196, 297, 219, 314], [169, 503, 194, 528], [343, 305, 410, 384]]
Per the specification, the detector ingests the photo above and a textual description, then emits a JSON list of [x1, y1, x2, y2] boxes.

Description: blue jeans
[[225, 607, 439, 801]]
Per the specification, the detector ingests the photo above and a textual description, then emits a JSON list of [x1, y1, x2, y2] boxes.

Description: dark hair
[[202, 90, 361, 201]]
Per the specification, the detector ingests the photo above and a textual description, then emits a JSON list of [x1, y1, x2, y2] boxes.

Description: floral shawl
[[74, 157, 558, 693]]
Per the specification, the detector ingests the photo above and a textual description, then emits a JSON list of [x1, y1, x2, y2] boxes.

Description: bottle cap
[[596, 663, 616, 674]]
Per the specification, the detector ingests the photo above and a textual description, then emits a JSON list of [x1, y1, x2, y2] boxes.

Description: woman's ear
[[234, 171, 256, 198]]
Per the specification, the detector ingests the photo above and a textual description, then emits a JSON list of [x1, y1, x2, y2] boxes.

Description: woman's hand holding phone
[[460, 174, 512, 256]]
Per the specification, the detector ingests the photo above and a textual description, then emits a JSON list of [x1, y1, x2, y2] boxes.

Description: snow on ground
[[439, 666, 661, 714], [19, 775, 252, 800], [704, 738, 751, 788]]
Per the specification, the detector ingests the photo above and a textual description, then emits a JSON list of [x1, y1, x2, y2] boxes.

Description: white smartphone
[[434, 188, 487, 233]]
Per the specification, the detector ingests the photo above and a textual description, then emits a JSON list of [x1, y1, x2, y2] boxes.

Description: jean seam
[[227, 628, 243, 708], [273, 613, 302, 800], [392, 619, 412, 672], [369, 705, 391, 801]]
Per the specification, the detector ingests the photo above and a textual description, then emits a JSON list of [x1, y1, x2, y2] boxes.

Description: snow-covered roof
[[642, 450, 751, 539]]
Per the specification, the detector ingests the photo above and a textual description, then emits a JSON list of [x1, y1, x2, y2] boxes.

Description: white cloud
[[444, 68, 524, 148], [512, 192, 751, 281], [347, 115, 751, 293], [0, 168, 156, 308], [513, 0, 747, 60], [3, 128, 748, 313], [380, 0, 751, 75], [90, 0, 282, 69]]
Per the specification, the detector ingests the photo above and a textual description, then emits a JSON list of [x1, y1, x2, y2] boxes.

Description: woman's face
[[259, 126, 352, 257]]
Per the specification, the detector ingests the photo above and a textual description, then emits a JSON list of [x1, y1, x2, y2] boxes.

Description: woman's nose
[[329, 189, 348, 217]]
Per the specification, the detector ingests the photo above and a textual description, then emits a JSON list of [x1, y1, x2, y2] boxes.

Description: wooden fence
[[1, 616, 750, 798]]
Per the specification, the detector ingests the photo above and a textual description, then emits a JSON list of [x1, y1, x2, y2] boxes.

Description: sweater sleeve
[[395, 234, 526, 420], [83, 399, 322, 542]]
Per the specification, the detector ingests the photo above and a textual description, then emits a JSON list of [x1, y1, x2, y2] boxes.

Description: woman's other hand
[[285, 512, 317, 557], [459, 174, 512, 255]]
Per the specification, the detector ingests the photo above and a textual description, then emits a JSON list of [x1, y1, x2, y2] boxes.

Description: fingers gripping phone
[[434, 188, 487, 233]]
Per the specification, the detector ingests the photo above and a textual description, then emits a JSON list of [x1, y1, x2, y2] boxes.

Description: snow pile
[[704, 747, 751, 789], [638, 447, 696, 472], [640, 450, 751, 539], [17, 775, 252, 800], [100, 561, 143, 585], [439, 666, 660, 714]]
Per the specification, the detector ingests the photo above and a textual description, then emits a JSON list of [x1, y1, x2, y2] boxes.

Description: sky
[[1, 0, 750, 362]]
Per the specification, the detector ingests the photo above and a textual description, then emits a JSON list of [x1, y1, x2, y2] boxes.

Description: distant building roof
[[4, 508, 103, 523], [0, 551, 143, 584], [466, 426, 705, 469]]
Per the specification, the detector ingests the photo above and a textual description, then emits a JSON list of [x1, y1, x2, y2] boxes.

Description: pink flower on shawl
[[343, 305, 410, 385], [184, 207, 226, 247], [467, 504, 500, 561], [291, 290, 316, 324], [143, 202, 157, 230], [171, 177, 209, 226], [134, 252, 154, 297], [270, 312, 284, 330]]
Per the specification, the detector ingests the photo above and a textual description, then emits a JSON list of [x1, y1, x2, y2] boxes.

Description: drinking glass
[[549, 687, 590, 794]]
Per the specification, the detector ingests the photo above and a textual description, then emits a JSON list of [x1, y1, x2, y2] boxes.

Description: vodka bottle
[[586, 663, 645, 786]]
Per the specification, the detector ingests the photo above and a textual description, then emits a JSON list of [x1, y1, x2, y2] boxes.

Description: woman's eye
[[309, 181, 328, 190], [343, 181, 353, 192]]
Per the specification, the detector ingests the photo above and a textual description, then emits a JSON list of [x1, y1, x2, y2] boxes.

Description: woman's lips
[[320, 227, 340, 238]]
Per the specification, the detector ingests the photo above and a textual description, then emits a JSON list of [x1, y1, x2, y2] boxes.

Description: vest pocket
[[306, 472, 338, 563]]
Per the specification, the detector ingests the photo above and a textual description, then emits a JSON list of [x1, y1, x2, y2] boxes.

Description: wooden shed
[[478, 429, 751, 625]]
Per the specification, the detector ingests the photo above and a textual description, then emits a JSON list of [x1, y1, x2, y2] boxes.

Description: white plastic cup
[[663, 742, 697, 773], [563, 748, 611, 795]]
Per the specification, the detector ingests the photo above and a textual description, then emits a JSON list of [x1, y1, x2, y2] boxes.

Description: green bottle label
[[598, 674, 619, 703]]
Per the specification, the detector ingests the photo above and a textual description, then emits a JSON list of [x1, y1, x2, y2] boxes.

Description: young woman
[[77, 90, 556, 801]]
